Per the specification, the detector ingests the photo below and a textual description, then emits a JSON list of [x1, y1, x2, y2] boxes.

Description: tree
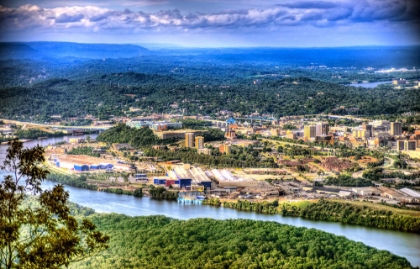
[[0, 139, 109, 269]]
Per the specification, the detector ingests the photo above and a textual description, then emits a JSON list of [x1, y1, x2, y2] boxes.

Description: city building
[[397, 140, 417, 151], [219, 144, 232, 154], [195, 136, 204, 150], [197, 148, 212, 155], [390, 122, 402, 136], [316, 122, 329, 136], [405, 140, 417, 151], [362, 123, 373, 137], [396, 140, 405, 151], [185, 133, 195, 148], [304, 125, 316, 139]]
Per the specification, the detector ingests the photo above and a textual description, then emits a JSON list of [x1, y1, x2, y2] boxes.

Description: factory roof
[[399, 188, 420, 198], [173, 166, 191, 179]]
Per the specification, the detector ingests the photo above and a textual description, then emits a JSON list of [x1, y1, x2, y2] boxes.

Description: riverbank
[[46, 173, 144, 197], [34, 179, 420, 267], [204, 198, 420, 233], [45, 168, 420, 233]]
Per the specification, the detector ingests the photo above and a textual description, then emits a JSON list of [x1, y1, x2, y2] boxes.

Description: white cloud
[[0, 0, 418, 34]]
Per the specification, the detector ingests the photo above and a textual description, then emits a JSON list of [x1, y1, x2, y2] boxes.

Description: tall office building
[[390, 122, 402, 136], [185, 133, 195, 148], [304, 125, 316, 139], [195, 136, 204, 150], [316, 122, 329, 136]]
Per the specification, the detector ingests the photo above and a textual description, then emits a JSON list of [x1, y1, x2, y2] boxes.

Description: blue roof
[[226, 117, 236, 124]]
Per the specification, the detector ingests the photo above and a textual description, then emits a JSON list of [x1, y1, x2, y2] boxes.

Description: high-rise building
[[219, 144, 231, 154], [390, 122, 402, 136], [195, 136, 204, 150], [316, 122, 329, 136], [362, 123, 373, 137], [303, 125, 316, 139], [185, 133, 195, 148]]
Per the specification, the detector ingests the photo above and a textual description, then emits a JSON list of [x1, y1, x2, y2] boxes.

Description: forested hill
[[0, 73, 419, 121], [69, 214, 414, 269], [0, 42, 150, 59]]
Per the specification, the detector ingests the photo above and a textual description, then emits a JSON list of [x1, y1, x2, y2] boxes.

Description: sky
[[0, 0, 419, 47]]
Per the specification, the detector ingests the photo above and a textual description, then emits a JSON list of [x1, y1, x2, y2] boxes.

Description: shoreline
[[43, 172, 420, 234]]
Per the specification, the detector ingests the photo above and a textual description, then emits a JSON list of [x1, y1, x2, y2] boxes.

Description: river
[[348, 81, 392, 88], [1, 136, 420, 267]]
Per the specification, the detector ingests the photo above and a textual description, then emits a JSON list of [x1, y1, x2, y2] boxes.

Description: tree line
[[69, 214, 414, 269]]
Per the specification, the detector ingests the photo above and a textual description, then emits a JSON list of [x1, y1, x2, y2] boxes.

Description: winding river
[[1, 136, 420, 267]]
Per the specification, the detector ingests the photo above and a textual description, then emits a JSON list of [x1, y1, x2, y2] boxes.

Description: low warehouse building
[[74, 164, 89, 171]]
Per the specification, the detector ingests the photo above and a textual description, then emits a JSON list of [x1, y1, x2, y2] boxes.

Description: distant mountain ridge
[[0, 42, 151, 59]]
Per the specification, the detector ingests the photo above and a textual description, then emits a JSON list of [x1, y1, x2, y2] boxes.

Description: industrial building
[[208, 169, 258, 188], [173, 166, 193, 189], [156, 165, 214, 190], [189, 167, 212, 189], [54, 160, 114, 172]]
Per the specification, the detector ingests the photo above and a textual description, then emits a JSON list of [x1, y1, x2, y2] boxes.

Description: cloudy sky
[[0, 0, 419, 47]]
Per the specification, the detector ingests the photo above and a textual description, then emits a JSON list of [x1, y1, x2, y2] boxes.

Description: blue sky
[[0, 0, 419, 47]]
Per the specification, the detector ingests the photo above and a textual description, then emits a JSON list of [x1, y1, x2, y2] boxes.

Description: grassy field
[[334, 199, 420, 217]]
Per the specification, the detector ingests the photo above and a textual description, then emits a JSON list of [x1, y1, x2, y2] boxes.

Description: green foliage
[[14, 128, 64, 139], [203, 197, 222, 206], [203, 128, 225, 142], [144, 147, 277, 168], [180, 119, 212, 129], [223, 200, 280, 214], [96, 124, 158, 148], [283, 145, 313, 157], [325, 175, 372, 187], [2, 68, 420, 121], [0, 139, 109, 269], [70, 214, 414, 269], [363, 167, 384, 181], [67, 146, 100, 157], [149, 185, 178, 200], [283, 123, 298, 130], [100, 188, 143, 197], [47, 173, 98, 190], [283, 199, 420, 233]]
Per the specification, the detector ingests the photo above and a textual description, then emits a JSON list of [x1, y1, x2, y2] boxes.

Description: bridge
[[1, 119, 113, 131]]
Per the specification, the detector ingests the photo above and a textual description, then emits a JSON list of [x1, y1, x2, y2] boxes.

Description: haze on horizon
[[0, 0, 419, 48]]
